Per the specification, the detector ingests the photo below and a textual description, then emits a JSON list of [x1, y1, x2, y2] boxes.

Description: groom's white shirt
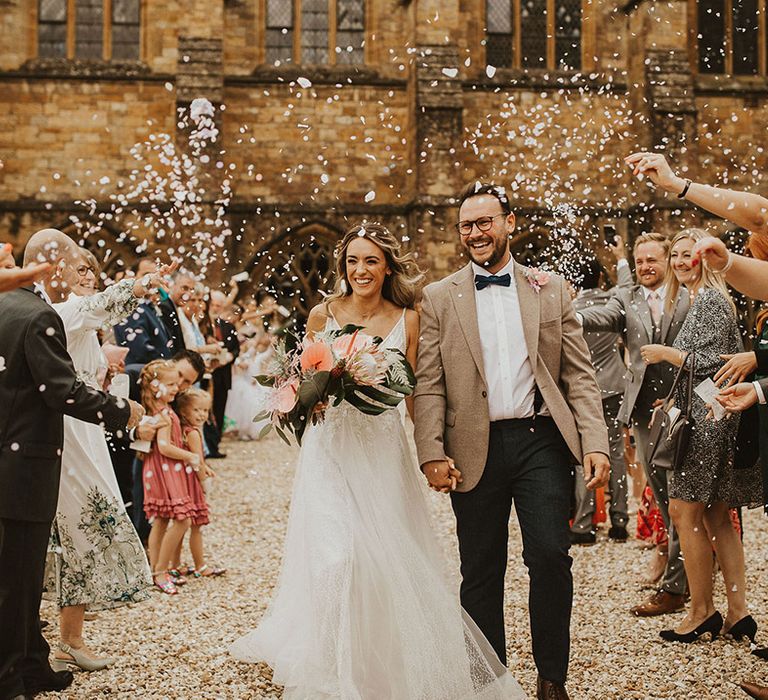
[[472, 257, 538, 421]]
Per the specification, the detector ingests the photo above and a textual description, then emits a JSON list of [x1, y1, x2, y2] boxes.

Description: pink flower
[[332, 330, 375, 359], [299, 341, 334, 372], [272, 379, 298, 413], [525, 267, 551, 293]]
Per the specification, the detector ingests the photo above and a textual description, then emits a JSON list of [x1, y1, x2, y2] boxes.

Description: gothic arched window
[[485, 0, 582, 71], [37, 0, 140, 61], [264, 0, 365, 66], [696, 0, 761, 75]]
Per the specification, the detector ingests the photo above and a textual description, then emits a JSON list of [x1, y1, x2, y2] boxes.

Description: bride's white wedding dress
[[231, 311, 526, 699]]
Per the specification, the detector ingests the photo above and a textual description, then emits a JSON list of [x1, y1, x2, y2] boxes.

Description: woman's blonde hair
[[176, 387, 212, 425], [139, 359, 178, 415], [664, 228, 736, 314], [325, 222, 425, 309]]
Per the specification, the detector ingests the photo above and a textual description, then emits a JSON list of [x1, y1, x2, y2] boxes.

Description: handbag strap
[[661, 351, 691, 403]]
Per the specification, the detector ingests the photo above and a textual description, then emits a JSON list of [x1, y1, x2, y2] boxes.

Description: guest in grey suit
[[579, 232, 690, 616], [569, 253, 633, 545]]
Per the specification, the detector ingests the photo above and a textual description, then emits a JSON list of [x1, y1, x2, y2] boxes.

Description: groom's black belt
[[491, 415, 554, 429]]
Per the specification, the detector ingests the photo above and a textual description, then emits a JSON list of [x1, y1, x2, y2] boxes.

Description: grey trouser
[[571, 394, 628, 533], [632, 417, 688, 596]]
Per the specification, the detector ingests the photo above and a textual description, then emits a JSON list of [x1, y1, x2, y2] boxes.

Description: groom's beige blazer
[[413, 261, 609, 493]]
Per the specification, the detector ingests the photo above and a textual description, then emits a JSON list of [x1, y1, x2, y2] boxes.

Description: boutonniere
[[523, 267, 551, 293]]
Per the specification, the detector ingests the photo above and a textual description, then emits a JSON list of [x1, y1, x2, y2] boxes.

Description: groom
[[414, 183, 609, 700]]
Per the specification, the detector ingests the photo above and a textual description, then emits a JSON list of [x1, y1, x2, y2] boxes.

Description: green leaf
[[257, 422, 273, 440], [253, 410, 271, 422], [274, 425, 291, 445], [255, 374, 275, 387], [297, 371, 331, 409]]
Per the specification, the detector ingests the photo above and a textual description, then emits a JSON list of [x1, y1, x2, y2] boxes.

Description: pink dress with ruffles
[[181, 425, 210, 526], [143, 410, 196, 521]]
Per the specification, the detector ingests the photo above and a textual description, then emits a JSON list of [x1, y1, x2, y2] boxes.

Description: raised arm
[[25, 309, 131, 431], [578, 295, 627, 334]]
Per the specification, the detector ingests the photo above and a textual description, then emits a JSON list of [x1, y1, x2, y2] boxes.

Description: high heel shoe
[[660, 611, 723, 643], [727, 616, 758, 644], [51, 643, 115, 672]]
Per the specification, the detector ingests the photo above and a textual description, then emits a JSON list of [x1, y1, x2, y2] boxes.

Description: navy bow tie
[[474, 273, 511, 291]]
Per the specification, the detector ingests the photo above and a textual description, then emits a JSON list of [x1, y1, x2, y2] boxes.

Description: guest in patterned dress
[[640, 228, 761, 646], [45, 252, 171, 672]]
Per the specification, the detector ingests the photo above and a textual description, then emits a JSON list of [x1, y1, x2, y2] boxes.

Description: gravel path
[[40, 435, 768, 699]]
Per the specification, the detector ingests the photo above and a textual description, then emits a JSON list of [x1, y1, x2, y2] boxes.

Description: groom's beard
[[466, 236, 509, 270]]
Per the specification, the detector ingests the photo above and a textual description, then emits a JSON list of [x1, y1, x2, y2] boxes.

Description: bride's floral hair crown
[[326, 222, 424, 310]]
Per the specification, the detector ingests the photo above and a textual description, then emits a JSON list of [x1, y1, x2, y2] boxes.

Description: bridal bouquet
[[253, 324, 416, 444]]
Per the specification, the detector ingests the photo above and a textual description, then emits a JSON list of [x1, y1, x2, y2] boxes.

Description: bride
[[231, 223, 525, 699]]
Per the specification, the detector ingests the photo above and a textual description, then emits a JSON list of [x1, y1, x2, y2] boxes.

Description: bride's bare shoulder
[[307, 303, 331, 334]]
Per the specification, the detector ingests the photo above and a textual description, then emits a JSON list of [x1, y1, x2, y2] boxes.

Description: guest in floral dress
[[641, 228, 761, 646], [45, 253, 172, 672]]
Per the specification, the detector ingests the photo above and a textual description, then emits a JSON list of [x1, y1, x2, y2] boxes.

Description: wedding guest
[[206, 290, 240, 457], [0, 229, 141, 700], [0, 241, 50, 292], [159, 272, 195, 354], [139, 360, 200, 594], [225, 335, 274, 440], [579, 232, 691, 616], [46, 252, 172, 672], [569, 253, 632, 544], [640, 228, 761, 644], [171, 388, 226, 578]]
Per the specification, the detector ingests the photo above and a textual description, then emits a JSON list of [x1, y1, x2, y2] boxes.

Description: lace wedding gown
[[231, 311, 526, 699]]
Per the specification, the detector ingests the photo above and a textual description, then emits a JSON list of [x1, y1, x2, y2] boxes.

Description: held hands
[[421, 457, 463, 494], [713, 352, 758, 388], [135, 412, 170, 441], [716, 382, 759, 414], [583, 452, 610, 491]]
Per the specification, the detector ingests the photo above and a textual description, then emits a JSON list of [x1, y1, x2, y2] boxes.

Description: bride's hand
[[422, 458, 462, 494]]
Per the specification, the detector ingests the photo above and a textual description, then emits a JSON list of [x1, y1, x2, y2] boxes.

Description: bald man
[[0, 229, 143, 699]]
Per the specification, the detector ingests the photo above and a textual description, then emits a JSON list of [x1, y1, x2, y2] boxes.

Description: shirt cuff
[[616, 258, 629, 269], [753, 381, 766, 405]]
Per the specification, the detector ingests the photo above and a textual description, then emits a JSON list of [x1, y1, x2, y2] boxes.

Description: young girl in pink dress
[[140, 360, 200, 595], [172, 388, 226, 577]]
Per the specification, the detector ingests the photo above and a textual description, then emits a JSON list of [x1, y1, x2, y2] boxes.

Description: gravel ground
[[40, 435, 768, 699]]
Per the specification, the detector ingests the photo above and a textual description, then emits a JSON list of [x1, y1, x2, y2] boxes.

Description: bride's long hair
[[325, 222, 425, 309]]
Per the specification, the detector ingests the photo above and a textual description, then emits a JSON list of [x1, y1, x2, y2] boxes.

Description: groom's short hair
[[457, 181, 512, 216]]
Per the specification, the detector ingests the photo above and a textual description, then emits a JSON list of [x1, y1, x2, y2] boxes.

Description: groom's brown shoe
[[537, 675, 570, 700], [630, 590, 686, 617]]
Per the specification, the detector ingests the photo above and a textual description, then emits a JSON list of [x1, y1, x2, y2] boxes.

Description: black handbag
[[647, 352, 696, 471]]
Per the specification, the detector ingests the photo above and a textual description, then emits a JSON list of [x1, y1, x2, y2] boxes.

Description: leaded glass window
[[112, 0, 140, 60], [486, 0, 512, 68], [301, 0, 329, 64], [520, 0, 547, 68], [555, 0, 581, 70], [733, 0, 759, 75], [75, 0, 104, 59], [266, 0, 294, 65], [38, 0, 67, 58], [336, 0, 364, 65], [698, 0, 726, 73]]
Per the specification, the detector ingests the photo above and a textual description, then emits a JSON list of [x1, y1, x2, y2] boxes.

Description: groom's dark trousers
[[451, 416, 573, 685]]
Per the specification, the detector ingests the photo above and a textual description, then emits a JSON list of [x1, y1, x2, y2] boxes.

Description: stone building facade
[[1, 0, 767, 317]]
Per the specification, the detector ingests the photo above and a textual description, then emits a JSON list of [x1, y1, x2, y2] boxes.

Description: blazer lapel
[[514, 263, 540, 362], [450, 264, 486, 383], [661, 289, 683, 343], [632, 287, 654, 341]]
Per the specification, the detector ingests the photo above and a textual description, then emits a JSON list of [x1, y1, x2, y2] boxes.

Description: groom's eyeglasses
[[455, 214, 506, 237]]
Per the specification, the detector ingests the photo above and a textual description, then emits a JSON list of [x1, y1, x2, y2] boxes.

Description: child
[[172, 388, 226, 577], [139, 360, 200, 595]]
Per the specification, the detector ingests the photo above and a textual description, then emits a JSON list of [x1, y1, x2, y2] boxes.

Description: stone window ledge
[[695, 74, 768, 96], [238, 64, 407, 87], [2, 58, 169, 82], [463, 68, 627, 92]]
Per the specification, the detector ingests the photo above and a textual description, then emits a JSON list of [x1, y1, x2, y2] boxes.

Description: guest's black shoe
[[208, 452, 227, 459], [608, 525, 628, 542], [751, 647, 768, 660], [23, 668, 74, 695], [536, 675, 570, 700], [727, 615, 758, 644], [660, 611, 722, 643], [569, 531, 596, 546]]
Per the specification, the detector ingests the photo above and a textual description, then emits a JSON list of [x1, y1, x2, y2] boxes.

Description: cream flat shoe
[[51, 642, 116, 672]]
